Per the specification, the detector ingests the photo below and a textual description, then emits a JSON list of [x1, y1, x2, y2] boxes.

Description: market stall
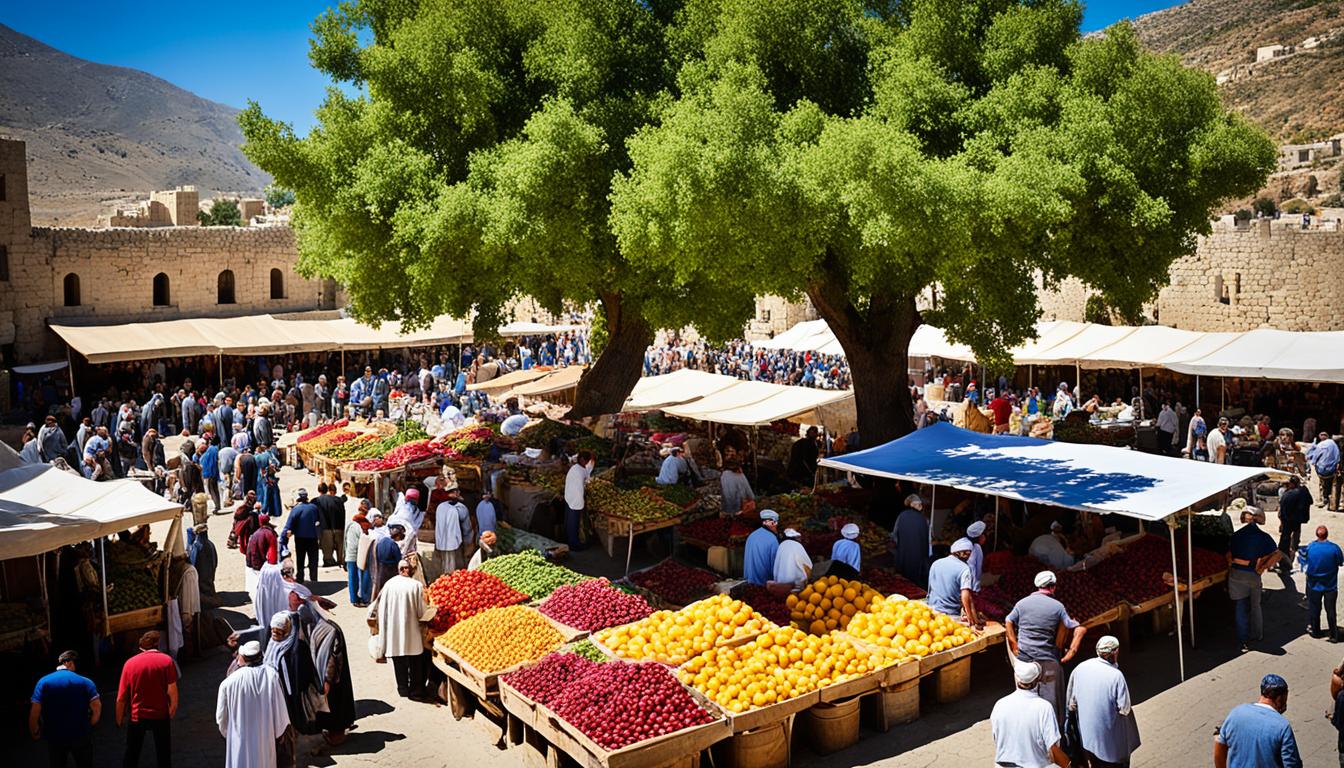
[[820, 421, 1279, 680]]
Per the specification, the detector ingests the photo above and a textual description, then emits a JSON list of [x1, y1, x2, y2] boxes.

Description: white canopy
[[467, 367, 554, 396], [622, 369, 743, 412], [1163, 329, 1344, 383], [753, 320, 832, 351], [508, 365, 587, 398], [654, 376, 855, 428], [0, 465, 183, 561]]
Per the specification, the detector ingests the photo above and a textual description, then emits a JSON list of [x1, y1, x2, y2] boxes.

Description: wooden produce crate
[[1126, 591, 1175, 616], [0, 622, 48, 652], [537, 610, 591, 644], [916, 622, 1006, 676], [499, 676, 545, 731], [590, 511, 686, 559], [863, 675, 921, 732], [106, 605, 166, 636], [1081, 602, 1128, 630], [712, 689, 820, 734], [537, 703, 731, 768]]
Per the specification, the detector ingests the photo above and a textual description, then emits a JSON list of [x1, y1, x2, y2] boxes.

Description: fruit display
[[321, 432, 381, 459], [1049, 570, 1123, 623], [860, 568, 928, 599], [516, 419, 593, 451], [788, 576, 883, 635], [436, 425, 497, 461], [593, 594, 773, 666], [979, 551, 1122, 624], [502, 650, 601, 705], [104, 542, 163, 614], [677, 516, 752, 547], [336, 421, 431, 463], [679, 625, 890, 713], [298, 426, 360, 454], [730, 583, 792, 626], [352, 439, 437, 471], [424, 569, 528, 636], [548, 660, 716, 751], [0, 602, 44, 634], [438, 605, 564, 673], [296, 419, 349, 444], [845, 595, 976, 661], [566, 639, 609, 663], [539, 578, 653, 632], [478, 551, 589, 599], [1088, 534, 1226, 604], [628, 559, 720, 606], [587, 478, 684, 522]]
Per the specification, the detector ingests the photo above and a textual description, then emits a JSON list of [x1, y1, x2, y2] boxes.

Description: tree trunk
[[566, 292, 653, 420], [806, 265, 918, 447]]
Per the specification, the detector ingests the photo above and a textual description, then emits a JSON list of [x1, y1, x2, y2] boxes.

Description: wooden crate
[[1081, 602, 1127, 630], [916, 622, 1006, 676], [714, 689, 820, 734], [106, 605, 166, 636], [932, 656, 971, 704], [1127, 591, 1175, 616], [500, 677, 544, 731], [538, 703, 730, 768], [863, 677, 920, 732]]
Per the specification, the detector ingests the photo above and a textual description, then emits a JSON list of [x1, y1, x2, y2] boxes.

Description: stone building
[[100, 186, 200, 228], [0, 137, 339, 366]]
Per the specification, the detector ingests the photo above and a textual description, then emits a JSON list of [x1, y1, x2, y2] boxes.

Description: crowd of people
[[644, 335, 852, 390]]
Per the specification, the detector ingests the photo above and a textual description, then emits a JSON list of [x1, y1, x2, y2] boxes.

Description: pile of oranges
[[678, 625, 891, 713], [593, 594, 772, 666], [845, 595, 976, 661], [438, 605, 564, 673], [787, 576, 883, 635]]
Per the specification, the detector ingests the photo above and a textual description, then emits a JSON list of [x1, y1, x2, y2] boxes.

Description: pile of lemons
[[845, 595, 976, 660], [594, 594, 771, 666], [787, 575, 883, 635]]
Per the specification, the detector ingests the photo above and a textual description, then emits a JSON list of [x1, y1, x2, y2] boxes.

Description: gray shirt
[[926, 555, 971, 617], [1006, 591, 1079, 662], [719, 471, 754, 516]]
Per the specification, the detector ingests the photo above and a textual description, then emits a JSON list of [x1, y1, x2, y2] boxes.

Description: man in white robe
[[434, 494, 466, 577], [772, 528, 813, 590], [369, 560, 436, 700], [1066, 635, 1140, 766], [253, 564, 287, 648], [216, 640, 289, 768]]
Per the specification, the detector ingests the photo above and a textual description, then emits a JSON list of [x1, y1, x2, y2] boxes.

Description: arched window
[[153, 272, 170, 306], [63, 273, 80, 307], [217, 269, 236, 304], [270, 268, 284, 300]]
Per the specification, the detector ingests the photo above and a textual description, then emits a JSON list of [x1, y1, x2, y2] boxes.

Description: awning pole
[[1187, 508, 1196, 647], [66, 346, 76, 398], [99, 538, 110, 638], [993, 496, 999, 551], [1075, 362, 1080, 396], [1138, 366, 1144, 419], [625, 520, 635, 578], [929, 484, 936, 559], [218, 353, 224, 388], [1221, 378, 1226, 413], [1196, 375, 1201, 414], [1168, 520, 1185, 681]]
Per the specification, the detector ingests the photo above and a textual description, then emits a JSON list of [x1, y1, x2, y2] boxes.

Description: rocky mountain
[[0, 23, 268, 226]]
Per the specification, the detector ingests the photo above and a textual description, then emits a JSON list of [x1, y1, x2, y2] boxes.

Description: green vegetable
[[566, 639, 608, 663], [479, 551, 589, 600]]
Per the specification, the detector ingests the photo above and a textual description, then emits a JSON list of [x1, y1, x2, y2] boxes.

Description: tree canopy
[[609, 0, 1275, 442], [198, 198, 242, 227]]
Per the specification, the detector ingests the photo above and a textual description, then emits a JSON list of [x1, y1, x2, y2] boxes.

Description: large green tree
[[239, 0, 753, 417], [611, 0, 1275, 443]]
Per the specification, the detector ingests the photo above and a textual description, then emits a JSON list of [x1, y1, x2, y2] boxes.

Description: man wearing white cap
[[744, 511, 781, 586], [1067, 635, 1140, 767], [991, 660, 1069, 767], [1029, 520, 1076, 570], [773, 529, 813, 590], [216, 640, 289, 768], [829, 523, 863, 579], [963, 520, 988, 592], [1007, 570, 1086, 725], [926, 540, 980, 627]]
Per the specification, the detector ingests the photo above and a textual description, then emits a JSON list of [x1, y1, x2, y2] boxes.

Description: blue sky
[[1, 0, 1184, 136]]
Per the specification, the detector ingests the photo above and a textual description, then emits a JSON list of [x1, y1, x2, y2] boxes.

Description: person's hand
[[1061, 649, 1076, 664], [29, 726, 40, 741], [324, 682, 331, 696]]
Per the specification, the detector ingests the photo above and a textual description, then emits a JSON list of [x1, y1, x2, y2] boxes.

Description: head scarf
[[254, 563, 288, 642], [840, 523, 860, 540], [263, 610, 301, 694]]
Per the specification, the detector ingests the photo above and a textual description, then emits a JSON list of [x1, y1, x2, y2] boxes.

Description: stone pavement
[[13, 464, 1344, 766]]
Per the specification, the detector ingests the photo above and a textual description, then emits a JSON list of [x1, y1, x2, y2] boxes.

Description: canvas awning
[[622, 369, 743, 412], [0, 465, 183, 561], [1076, 326, 1207, 369], [660, 378, 855, 428], [508, 365, 587, 397], [753, 320, 832, 351], [467, 367, 554, 396], [819, 422, 1271, 522], [1162, 329, 1344, 383]]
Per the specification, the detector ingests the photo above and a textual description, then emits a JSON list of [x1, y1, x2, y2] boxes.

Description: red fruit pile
[[629, 559, 719, 606], [731, 583, 791, 626], [540, 578, 653, 631], [1050, 570, 1121, 623], [352, 439, 438, 471], [677, 517, 751, 547], [549, 661, 715, 750], [860, 568, 927, 599], [425, 569, 529, 635], [1086, 535, 1222, 604], [502, 651, 600, 706], [297, 419, 349, 443]]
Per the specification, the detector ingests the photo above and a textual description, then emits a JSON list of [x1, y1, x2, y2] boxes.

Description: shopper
[[344, 499, 373, 607], [772, 528, 812, 590], [719, 461, 755, 517], [1228, 505, 1281, 652], [369, 559, 436, 700], [315, 482, 347, 568], [1302, 525, 1344, 640], [29, 650, 100, 768], [1213, 674, 1301, 768], [991, 661, 1068, 768], [1309, 432, 1340, 511], [116, 631, 178, 768], [215, 640, 288, 768], [433, 489, 466, 577], [563, 451, 595, 551], [281, 489, 322, 583], [1278, 475, 1313, 572], [1006, 571, 1086, 725], [829, 523, 862, 577], [1066, 635, 1140, 767], [474, 488, 498, 537]]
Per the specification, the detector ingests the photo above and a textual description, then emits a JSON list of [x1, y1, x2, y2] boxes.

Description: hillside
[[0, 23, 268, 226], [1132, 0, 1344, 143]]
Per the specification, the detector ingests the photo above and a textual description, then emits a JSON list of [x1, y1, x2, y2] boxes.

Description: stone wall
[[745, 295, 818, 339]]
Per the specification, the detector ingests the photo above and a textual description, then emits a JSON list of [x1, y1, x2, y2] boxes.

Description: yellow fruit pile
[[845, 595, 976, 661], [438, 605, 564, 672], [678, 625, 892, 713], [593, 594, 771, 666], [788, 576, 882, 635]]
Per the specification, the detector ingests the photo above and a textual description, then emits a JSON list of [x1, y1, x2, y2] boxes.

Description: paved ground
[[13, 463, 1344, 766]]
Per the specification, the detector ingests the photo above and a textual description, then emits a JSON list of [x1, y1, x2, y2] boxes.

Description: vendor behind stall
[[927, 539, 980, 628], [744, 510, 781, 586], [1029, 522, 1076, 570], [889, 494, 930, 589], [829, 524, 862, 579], [772, 529, 812, 590], [720, 461, 755, 518]]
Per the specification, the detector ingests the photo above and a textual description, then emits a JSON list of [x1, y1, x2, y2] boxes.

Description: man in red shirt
[[988, 391, 1013, 434], [116, 630, 178, 767]]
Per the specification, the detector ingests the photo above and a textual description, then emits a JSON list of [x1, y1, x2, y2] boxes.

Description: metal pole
[[1187, 509, 1196, 647], [993, 496, 999, 551], [1138, 366, 1145, 419], [218, 353, 224, 388], [99, 538, 110, 637], [625, 520, 635, 578], [66, 346, 76, 399], [1221, 378, 1226, 413], [1169, 521, 1185, 681], [1196, 375, 1201, 414], [929, 484, 936, 559], [1075, 362, 1080, 396]]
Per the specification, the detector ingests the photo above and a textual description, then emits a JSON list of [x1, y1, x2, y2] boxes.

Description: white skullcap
[[966, 521, 986, 538], [240, 640, 262, 658], [841, 523, 860, 540], [760, 510, 779, 522], [783, 528, 802, 539], [950, 538, 973, 554], [1034, 571, 1057, 588], [1014, 660, 1042, 685], [269, 612, 291, 629], [1096, 635, 1120, 654], [398, 559, 412, 570], [1050, 521, 1063, 531]]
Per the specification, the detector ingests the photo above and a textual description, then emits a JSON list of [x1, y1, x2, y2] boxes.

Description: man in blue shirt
[[1308, 432, 1341, 511], [1302, 525, 1344, 640], [1228, 505, 1281, 652], [30, 650, 101, 768], [200, 439, 221, 513], [743, 510, 780, 586], [282, 489, 323, 583], [926, 539, 980, 627], [1213, 674, 1301, 768]]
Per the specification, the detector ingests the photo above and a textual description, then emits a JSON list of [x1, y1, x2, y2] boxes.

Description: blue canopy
[[818, 422, 1271, 521]]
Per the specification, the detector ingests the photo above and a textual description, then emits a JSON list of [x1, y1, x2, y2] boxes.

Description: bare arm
[[115, 697, 127, 727], [1049, 742, 1069, 767], [1061, 624, 1087, 664], [89, 698, 101, 726], [1256, 550, 1283, 574], [167, 682, 178, 719], [961, 588, 981, 630], [1213, 739, 1229, 768], [28, 702, 40, 740], [1005, 620, 1018, 657]]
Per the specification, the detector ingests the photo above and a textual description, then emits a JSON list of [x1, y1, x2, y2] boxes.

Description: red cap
[[406, 488, 420, 500]]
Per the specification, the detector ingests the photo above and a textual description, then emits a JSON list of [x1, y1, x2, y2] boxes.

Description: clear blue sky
[[1, 0, 1184, 136]]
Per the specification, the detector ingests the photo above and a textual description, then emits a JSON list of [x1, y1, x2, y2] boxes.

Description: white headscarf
[[254, 563, 287, 638]]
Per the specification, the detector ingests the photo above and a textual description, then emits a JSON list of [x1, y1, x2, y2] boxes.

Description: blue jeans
[[1228, 569, 1262, 644], [347, 560, 371, 604], [1309, 589, 1338, 635], [565, 505, 585, 550]]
